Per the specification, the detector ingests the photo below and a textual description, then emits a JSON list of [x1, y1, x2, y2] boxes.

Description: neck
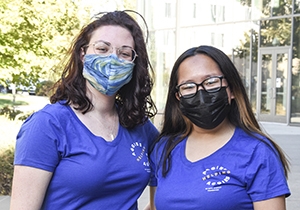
[[185, 120, 235, 162], [70, 81, 119, 141], [190, 119, 235, 141], [85, 81, 116, 115]]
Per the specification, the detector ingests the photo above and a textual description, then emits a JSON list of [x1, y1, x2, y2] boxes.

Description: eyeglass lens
[[93, 41, 136, 62], [178, 76, 222, 98]]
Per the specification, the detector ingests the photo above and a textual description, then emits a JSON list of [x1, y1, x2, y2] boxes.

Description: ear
[[80, 48, 85, 61], [226, 87, 234, 104], [175, 92, 181, 101], [227, 86, 234, 99]]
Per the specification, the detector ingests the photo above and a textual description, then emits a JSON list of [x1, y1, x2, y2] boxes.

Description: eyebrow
[[178, 75, 222, 84], [93, 40, 110, 46], [94, 40, 134, 49]]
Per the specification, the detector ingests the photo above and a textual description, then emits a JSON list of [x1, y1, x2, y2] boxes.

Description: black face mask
[[179, 87, 231, 129]]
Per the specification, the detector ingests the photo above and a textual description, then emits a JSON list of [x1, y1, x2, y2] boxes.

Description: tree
[[233, 29, 259, 62], [233, 0, 293, 60], [0, 0, 89, 90]]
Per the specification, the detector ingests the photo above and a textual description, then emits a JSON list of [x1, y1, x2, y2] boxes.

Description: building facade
[[137, 0, 300, 126]]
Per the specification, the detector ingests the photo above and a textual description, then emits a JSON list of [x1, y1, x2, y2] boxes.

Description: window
[[211, 32, 215, 45], [211, 4, 225, 22], [165, 3, 171, 18], [193, 3, 197, 18]]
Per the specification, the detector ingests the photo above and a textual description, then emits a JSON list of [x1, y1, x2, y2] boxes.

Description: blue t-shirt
[[149, 127, 290, 210], [14, 102, 159, 210]]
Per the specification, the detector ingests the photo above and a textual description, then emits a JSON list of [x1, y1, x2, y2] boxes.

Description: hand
[[143, 203, 151, 210]]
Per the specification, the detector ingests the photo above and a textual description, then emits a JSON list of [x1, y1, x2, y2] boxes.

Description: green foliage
[[238, 0, 251, 7], [12, 67, 45, 90], [0, 106, 22, 120], [0, 94, 32, 120], [0, 105, 34, 121], [0, 0, 89, 89], [36, 80, 55, 96], [0, 98, 28, 107], [0, 147, 14, 195], [123, 0, 137, 10], [0, 0, 137, 91], [232, 29, 258, 62]]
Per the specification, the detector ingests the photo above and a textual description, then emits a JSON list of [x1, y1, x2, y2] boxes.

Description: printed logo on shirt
[[202, 166, 231, 192], [130, 142, 150, 173]]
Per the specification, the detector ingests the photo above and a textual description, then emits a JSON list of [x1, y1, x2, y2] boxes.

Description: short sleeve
[[245, 141, 290, 201], [149, 138, 167, 187], [14, 111, 61, 172], [149, 145, 158, 186]]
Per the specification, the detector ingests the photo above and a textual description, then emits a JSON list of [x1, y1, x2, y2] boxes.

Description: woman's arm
[[253, 196, 286, 210], [149, 186, 157, 210], [10, 165, 53, 210]]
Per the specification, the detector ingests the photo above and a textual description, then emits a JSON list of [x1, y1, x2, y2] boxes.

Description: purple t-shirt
[[149, 127, 290, 209], [14, 102, 159, 210]]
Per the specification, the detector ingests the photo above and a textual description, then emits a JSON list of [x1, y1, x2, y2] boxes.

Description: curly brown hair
[[50, 10, 157, 129]]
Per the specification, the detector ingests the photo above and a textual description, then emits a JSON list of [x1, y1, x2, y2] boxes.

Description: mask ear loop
[[122, 9, 149, 44], [91, 11, 108, 19]]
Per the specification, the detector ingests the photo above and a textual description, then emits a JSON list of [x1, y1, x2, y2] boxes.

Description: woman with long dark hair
[[149, 45, 290, 210]]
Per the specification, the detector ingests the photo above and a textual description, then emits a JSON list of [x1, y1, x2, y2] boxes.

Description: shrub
[[36, 80, 55, 96], [0, 147, 14, 195], [0, 105, 33, 121], [0, 106, 22, 120]]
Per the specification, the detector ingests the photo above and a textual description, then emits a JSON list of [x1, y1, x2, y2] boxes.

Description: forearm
[[253, 196, 286, 210], [10, 165, 52, 210], [149, 186, 157, 210]]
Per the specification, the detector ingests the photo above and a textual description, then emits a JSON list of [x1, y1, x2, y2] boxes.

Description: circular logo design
[[130, 142, 150, 172], [202, 166, 231, 186]]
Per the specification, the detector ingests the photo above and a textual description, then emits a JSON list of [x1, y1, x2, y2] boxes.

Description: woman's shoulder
[[232, 127, 276, 153], [41, 100, 69, 112], [25, 101, 71, 124], [234, 127, 266, 141], [134, 118, 159, 134], [152, 135, 184, 154]]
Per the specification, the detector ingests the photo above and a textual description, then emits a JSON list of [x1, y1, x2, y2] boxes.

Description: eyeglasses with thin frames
[[83, 40, 138, 62]]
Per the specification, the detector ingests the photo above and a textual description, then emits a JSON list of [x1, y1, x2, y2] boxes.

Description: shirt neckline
[[66, 104, 122, 146], [180, 127, 238, 167]]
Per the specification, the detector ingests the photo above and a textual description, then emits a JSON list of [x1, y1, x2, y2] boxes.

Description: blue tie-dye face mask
[[83, 54, 135, 96]]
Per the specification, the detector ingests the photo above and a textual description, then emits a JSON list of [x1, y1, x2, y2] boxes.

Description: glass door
[[257, 48, 290, 123]]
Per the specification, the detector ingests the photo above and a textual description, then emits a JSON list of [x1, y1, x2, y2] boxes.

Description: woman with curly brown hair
[[11, 10, 158, 210]]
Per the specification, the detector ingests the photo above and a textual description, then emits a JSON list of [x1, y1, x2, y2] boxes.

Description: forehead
[[89, 25, 135, 47], [177, 54, 222, 83]]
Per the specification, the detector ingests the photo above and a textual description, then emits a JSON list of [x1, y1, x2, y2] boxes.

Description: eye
[[118, 47, 133, 59], [180, 83, 196, 90], [203, 77, 219, 86], [179, 83, 196, 93], [94, 46, 109, 54], [119, 51, 131, 58], [93, 42, 110, 54]]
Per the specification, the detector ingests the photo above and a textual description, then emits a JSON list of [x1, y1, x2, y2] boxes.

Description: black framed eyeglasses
[[83, 40, 138, 62], [176, 76, 226, 98]]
